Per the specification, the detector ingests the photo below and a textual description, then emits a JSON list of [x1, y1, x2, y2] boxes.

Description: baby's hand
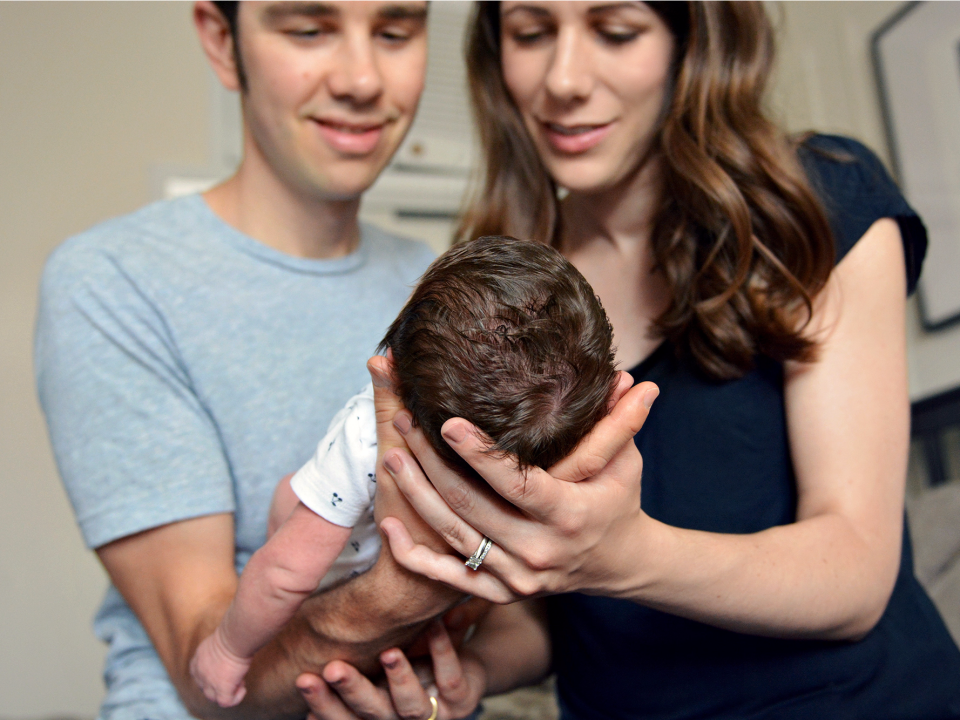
[[190, 626, 251, 707]]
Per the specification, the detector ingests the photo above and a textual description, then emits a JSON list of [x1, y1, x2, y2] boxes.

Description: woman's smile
[[540, 120, 616, 154]]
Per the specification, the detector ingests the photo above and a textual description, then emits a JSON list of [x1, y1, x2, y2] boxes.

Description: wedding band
[[425, 695, 439, 720], [465, 536, 493, 571]]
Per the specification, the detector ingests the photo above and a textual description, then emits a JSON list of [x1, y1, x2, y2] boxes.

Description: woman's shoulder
[[797, 133, 926, 292]]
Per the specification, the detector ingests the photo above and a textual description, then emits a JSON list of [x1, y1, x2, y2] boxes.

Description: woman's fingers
[[549, 381, 658, 483], [426, 621, 470, 706], [379, 648, 438, 720], [437, 418, 564, 521], [297, 672, 362, 720], [607, 370, 635, 412], [383, 445, 504, 555], [392, 412, 522, 533], [319, 661, 399, 719], [368, 353, 407, 457], [381, 517, 518, 603]]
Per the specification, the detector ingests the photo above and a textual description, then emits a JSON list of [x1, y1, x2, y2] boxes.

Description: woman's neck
[[556, 156, 671, 370], [559, 154, 663, 256]]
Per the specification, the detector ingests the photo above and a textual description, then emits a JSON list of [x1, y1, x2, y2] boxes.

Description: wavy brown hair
[[457, 2, 836, 380]]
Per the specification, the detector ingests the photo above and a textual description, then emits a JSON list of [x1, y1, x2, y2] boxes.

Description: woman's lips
[[314, 119, 385, 155], [541, 121, 614, 154]]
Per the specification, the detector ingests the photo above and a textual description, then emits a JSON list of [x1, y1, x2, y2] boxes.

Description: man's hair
[[379, 236, 618, 477], [212, 0, 238, 30], [212, 1, 248, 92]]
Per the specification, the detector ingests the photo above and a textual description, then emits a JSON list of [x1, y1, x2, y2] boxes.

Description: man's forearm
[[240, 540, 464, 717]]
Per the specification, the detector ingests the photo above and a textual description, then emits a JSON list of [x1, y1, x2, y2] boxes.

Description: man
[[35, 3, 462, 718]]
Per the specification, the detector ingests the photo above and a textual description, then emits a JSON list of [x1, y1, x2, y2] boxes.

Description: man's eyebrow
[[261, 3, 339, 22], [377, 4, 428, 22]]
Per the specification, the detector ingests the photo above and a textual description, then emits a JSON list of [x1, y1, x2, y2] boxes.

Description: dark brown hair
[[212, 1, 248, 91], [457, 2, 835, 380], [379, 236, 618, 475]]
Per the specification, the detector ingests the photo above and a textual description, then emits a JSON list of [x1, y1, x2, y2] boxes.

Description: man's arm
[[97, 360, 467, 720], [252, 358, 471, 679]]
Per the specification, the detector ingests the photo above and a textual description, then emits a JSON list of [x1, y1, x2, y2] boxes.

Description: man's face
[[236, 2, 427, 201]]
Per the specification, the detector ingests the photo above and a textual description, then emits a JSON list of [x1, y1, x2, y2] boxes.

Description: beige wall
[[0, 3, 208, 716], [769, 1, 960, 401], [2, 2, 958, 717]]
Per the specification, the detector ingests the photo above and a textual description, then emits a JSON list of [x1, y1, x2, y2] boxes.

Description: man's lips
[[541, 121, 614, 154], [313, 118, 388, 155]]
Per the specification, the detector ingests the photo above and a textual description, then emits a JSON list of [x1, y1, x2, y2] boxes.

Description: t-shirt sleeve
[[798, 134, 927, 295], [34, 238, 236, 549], [290, 383, 378, 528]]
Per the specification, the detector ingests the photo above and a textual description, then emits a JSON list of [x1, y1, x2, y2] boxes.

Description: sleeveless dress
[[547, 135, 960, 719]]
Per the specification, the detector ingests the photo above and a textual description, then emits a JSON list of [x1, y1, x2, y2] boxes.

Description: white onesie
[[289, 382, 381, 590]]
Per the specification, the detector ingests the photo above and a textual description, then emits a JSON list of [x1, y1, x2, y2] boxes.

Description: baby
[[190, 235, 619, 706]]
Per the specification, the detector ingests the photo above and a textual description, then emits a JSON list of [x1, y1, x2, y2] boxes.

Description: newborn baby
[[190, 235, 619, 706]]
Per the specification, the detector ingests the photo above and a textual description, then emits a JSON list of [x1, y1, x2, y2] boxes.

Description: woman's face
[[500, 2, 675, 194]]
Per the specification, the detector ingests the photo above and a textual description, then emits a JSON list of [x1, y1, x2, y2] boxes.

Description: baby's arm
[[190, 503, 351, 707], [268, 473, 299, 539]]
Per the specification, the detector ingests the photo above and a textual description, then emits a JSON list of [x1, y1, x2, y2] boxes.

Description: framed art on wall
[[874, 1, 960, 330]]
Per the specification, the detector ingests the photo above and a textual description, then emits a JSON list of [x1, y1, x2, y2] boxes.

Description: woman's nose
[[544, 26, 594, 103]]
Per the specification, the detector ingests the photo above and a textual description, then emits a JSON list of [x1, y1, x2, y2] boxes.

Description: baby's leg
[[267, 473, 298, 538]]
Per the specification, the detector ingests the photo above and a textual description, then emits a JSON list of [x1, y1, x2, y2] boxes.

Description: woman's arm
[[379, 218, 909, 641]]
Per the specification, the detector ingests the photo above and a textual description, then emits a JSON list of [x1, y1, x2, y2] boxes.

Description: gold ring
[[425, 695, 439, 720]]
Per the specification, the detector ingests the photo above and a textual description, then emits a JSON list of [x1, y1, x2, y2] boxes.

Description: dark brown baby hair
[[379, 235, 619, 477]]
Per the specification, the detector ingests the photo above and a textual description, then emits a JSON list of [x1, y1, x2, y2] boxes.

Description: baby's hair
[[379, 235, 619, 477]]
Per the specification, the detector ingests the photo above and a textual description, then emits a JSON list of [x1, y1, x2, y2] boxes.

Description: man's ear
[[193, 1, 242, 92]]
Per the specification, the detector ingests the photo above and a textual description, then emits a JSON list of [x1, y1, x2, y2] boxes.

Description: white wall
[[2, 2, 958, 718]]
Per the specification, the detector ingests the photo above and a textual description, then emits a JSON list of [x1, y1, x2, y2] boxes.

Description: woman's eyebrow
[[586, 2, 647, 17], [501, 5, 553, 21]]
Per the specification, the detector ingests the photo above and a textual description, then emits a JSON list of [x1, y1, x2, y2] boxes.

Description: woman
[[306, 2, 960, 718]]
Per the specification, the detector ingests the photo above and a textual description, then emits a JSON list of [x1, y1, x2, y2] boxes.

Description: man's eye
[[283, 23, 333, 39], [378, 28, 411, 43]]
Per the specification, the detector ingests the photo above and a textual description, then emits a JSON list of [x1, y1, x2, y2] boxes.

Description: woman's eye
[[597, 26, 640, 45], [510, 26, 551, 45]]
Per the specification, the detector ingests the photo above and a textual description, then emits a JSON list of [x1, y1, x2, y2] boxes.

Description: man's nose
[[327, 31, 384, 106], [544, 26, 594, 103]]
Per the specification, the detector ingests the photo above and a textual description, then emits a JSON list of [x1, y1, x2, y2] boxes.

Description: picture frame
[[873, 1, 960, 330]]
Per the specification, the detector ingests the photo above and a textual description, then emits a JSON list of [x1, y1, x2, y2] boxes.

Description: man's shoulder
[[47, 195, 206, 267], [359, 222, 436, 274]]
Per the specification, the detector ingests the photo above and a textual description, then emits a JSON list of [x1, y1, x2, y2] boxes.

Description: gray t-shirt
[[35, 194, 434, 720]]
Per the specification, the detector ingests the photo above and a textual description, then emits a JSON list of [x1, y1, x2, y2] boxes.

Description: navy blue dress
[[547, 136, 960, 719]]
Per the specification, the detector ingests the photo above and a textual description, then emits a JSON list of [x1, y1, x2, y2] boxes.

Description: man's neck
[[203, 153, 362, 261]]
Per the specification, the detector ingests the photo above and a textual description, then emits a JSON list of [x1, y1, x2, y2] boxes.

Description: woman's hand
[[376, 364, 660, 602], [296, 621, 485, 720]]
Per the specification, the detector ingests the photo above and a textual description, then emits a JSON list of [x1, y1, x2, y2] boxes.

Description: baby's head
[[379, 236, 618, 477]]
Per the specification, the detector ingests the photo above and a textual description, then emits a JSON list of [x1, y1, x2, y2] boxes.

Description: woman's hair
[[379, 236, 618, 476], [457, 2, 835, 380]]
